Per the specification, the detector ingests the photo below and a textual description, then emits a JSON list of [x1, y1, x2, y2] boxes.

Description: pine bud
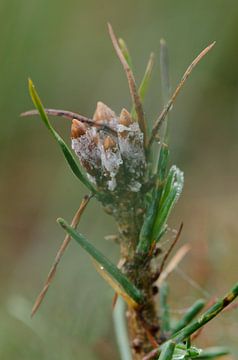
[[119, 108, 133, 127], [118, 108, 133, 138], [71, 102, 146, 195], [71, 119, 87, 138], [93, 101, 116, 123]]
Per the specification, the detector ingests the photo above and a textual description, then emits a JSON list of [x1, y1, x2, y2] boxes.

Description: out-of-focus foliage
[[1, 1, 238, 359]]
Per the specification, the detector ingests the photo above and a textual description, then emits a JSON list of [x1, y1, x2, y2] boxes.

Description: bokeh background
[[1, 0, 238, 359]]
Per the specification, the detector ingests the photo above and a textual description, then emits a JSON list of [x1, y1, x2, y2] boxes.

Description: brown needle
[[108, 23, 147, 148], [148, 41, 216, 148], [31, 194, 92, 317]]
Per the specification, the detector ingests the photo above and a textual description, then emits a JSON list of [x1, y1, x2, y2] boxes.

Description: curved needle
[[21, 108, 117, 136], [148, 41, 216, 148]]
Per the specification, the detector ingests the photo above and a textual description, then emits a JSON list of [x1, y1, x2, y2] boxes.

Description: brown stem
[[21, 108, 117, 136], [113, 194, 160, 359], [159, 222, 183, 275], [108, 23, 148, 148]]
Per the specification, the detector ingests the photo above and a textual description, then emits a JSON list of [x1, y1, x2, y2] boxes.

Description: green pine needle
[[131, 52, 155, 119], [171, 299, 206, 334], [193, 346, 230, 359], [158, 340, 176, 359], [57, 218, 144, 306], [28, 79, 96, 193], [171, 282, 238, 343], [118, 38, 133, 69], [152, 165, 184, 241], [139, 52, 155, 102], [136, 144, 169, 254]]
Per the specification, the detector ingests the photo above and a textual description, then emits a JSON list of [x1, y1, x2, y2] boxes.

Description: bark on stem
[[113, 194, 160, 359]]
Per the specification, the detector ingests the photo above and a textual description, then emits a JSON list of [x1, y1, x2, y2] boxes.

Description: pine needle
[[157, 244, 191, 287]]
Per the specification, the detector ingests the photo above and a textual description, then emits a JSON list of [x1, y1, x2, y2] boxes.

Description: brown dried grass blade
[[148, 42, 216, 148], [157, 244, 191, 287], [159, 222, 183, 274], [31, 194, 92, 317], [107, 23, 147, 147], [21, 109, 117, 136]]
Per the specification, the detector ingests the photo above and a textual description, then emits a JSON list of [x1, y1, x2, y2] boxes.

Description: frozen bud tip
[[119, 108, 133, 126], [71, 119, 87, 138], [93, 101, 116, 122]]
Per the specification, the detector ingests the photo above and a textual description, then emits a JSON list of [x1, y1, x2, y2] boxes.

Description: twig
[[148, 42, 216, 148], [159, 223, 183, 275], [21, 109, 117, 136], [157, 244, 191, 287], [107, 23, 147, 147], [31, 194, 92, 317]]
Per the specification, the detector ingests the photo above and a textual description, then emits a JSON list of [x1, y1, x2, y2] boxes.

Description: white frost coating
[[71, 113, 146, 192], [117, 122, 145, 192], [99, 141, 122, 174], [117, 123, 145, 164], [117, 124, 131, 133], [172, 347, 201, 360], [169, 165, 184, 202], [128, 181, 142, 192], [107, 177, 117, 191], [86, 173, 97, 185], [72, 128, 101, 170], [99, 138, 122, 191], [108, 117, 119, 129], [174, 168, 184, 198]]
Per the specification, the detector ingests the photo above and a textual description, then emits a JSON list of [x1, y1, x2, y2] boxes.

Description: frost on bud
[[71, 102, 146, 195]]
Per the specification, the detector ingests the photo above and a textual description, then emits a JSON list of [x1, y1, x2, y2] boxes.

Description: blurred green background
[[1, 0, 238, 359]]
